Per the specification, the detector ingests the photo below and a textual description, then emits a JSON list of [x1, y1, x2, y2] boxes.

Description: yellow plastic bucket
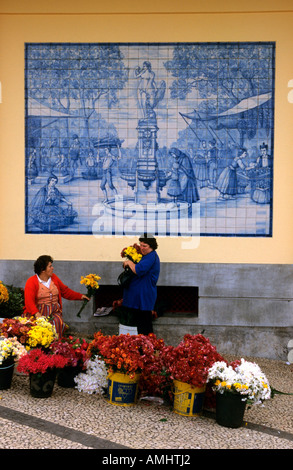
[[107, 372, 140, 406], [173, 380, 206, 416]]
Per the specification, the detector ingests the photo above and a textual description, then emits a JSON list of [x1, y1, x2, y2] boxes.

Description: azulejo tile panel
[[25, 42, 275, 237]]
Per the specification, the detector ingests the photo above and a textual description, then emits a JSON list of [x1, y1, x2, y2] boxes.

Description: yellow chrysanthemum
[[123, 247, 142, 263], [26, 317, 58, 349], [234, 382, 242, 389], [80, 274, 101, 290], [0, 281, 9, 304]]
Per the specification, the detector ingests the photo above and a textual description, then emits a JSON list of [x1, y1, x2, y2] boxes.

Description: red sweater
[[24, 273, 83, 316]]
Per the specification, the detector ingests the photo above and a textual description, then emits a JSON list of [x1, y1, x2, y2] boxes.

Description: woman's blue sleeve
[[135, 252, 155, 277]]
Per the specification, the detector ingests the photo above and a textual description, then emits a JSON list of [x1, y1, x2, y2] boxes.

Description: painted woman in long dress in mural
[[167, 148, 200, 204], [216, 148, 248, 200], [29, 175, 77, 232]]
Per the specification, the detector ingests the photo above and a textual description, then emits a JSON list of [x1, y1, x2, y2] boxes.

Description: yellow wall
[[1, 1, 293, 263]]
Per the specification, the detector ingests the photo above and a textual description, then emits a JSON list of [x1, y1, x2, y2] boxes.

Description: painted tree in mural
[[164, 43, 274, 147], [26, 44, 128, 143]]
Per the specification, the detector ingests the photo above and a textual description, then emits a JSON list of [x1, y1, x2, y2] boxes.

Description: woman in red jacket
[[23, 255, 89, 338]]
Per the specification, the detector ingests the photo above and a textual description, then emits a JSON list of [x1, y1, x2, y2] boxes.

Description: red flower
[[163, 334, 226, 388], [87, 331, 157, 377], [17, 348, 69, 374], [229, 359, 241, 370], [50, 337, 89, 369], [112, 298, 123, 310], [139, 336, 174, 401]]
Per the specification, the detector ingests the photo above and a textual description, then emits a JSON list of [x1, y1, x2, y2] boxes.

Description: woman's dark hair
[[139, 234, 158, 250], [47, 175, 58, 184], [34, 255, 53, 275]]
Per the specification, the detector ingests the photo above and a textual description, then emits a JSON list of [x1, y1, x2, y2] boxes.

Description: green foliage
[[0, 285, 24, 318]]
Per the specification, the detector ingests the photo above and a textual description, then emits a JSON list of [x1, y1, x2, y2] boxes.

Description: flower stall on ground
[[0, 314, 289, 426]]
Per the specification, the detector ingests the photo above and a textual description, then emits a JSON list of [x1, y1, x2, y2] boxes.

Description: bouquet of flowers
[[87, 331, 156, 378], [0, 317, 34, 345], [50, 336, 89, 369], [118, 244, 142, 288], [163, 334, 226, 388], [121, 244, 142, 264], [0, 337, 17, 365], [207, 358, 271, 405], [77, 274, 101, 318], [17, 348, 69, 375], [26, 317, 58, 350]]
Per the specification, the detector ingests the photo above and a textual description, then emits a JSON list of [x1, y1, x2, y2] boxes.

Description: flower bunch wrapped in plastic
[[77, 274, 101, 318], [0, 281, 9, 304], [26, 317, 58, 350], [50, 336, 89, 368], [163, 334, 226, 388], [74, 356, 108, 395], [0, 337, 17, 365], [207, 358, 271, 405], [87, 331, 156, 378], [17, 348, 69, 375]]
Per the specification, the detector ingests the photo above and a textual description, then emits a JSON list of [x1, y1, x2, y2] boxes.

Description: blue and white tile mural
[[25, 42, 275, 236]]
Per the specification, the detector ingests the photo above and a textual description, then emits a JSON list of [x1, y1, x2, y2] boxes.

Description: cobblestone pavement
[[0, 357, 292, 453]]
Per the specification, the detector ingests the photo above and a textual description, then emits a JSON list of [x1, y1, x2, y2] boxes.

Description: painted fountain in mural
[[103, 60, 191, 234], [25, 43, 274, 236]]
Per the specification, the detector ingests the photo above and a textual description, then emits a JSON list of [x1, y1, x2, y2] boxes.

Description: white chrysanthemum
[[235, 359, 271, 403], [0, 337, 16, 364], [207, 358, 271, 404], [74, 357, 108, 395]]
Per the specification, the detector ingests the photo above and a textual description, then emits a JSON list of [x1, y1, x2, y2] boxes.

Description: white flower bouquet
[[0, 337, 17, 364], [7, 337, 27, 360], [74, 356, 108, 395], [207, 358, 271, 405]]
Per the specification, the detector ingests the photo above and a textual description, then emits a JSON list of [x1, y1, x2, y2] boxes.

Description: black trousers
[[128, 307, 153, 335]]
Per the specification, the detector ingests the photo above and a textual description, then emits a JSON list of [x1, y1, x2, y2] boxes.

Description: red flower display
[[17, 348, 69, 374], [163, 334, 226, 388], [139, 335, 174, 402], [50, 336, 89, 369], [87, 331, 157, 378]]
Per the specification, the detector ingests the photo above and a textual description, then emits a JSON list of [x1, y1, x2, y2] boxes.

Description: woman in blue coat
[[122, 234, 160, 335]]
